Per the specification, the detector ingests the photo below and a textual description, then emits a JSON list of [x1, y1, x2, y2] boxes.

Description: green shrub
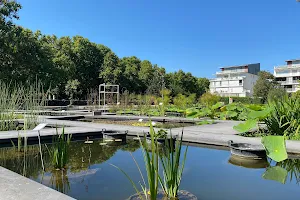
[[265, 96, 300, 138], [173, 94, 187, 108], [234, 96, 300, 139], [267, 87, 287, 102], [199, 92, 220, 107], [292, 90, 300, 99]]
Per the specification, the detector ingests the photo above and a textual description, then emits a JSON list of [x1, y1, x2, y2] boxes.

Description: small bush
[[199, 92, 220, 107]]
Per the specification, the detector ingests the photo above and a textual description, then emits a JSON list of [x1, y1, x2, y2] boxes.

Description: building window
[[239, 80, 243, 86], [220, 81, 222, 86]]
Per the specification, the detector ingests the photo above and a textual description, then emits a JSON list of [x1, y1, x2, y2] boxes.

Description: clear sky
[[16, 0, 300, 78]]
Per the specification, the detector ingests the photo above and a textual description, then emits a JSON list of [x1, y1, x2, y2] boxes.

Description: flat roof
[[220, 63, 260, 69], [285, 59, 300, 62]]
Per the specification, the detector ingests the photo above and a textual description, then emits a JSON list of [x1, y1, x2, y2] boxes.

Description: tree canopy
[[0, 1, 209, 100], [253, 71, 277, 103]]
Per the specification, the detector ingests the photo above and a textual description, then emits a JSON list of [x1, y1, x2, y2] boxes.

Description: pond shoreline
[[0, 115, 299, 154], [1, 114, 300, 200]]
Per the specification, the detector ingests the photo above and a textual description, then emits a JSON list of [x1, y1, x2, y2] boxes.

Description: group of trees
[[0, 1, 210, 101]]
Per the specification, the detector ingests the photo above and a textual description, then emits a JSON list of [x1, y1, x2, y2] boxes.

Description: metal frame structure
[[98, 83, 119, 107]]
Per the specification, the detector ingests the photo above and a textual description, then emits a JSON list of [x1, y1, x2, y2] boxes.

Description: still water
[[0, 139, 300, 200]]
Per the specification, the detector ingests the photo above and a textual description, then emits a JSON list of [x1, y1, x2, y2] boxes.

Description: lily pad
[[233, 119, 258, 133], [262, 166, 288, 184], [261, 136, 288, 162]]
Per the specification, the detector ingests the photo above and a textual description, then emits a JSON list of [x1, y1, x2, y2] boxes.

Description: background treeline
[[0, 1, 210, 101]]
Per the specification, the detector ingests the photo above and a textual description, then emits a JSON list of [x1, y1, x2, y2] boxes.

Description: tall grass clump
[[112, 124, 188, 200], [23, 81, 48, 130], [0, 81, 47, 131], [112, 124, 160, 200], [159, 131, 188, 199], [265, 95, 300, 139], [50, 127, 72, 169]]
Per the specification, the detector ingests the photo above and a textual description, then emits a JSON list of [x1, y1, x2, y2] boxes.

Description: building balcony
[[210, 84, 244, 88], [210, 76, 246, 81], [275, 64, 300, 70], [277, 80, 300, 85], [215, 69, 248, 75], [285, 88, 295, 92]]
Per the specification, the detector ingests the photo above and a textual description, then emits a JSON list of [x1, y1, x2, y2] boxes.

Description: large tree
[[119, 56, 142, 93], [138, 60, 154, 92], [253, 71, 277, 102], [99, 51, 121, 84]]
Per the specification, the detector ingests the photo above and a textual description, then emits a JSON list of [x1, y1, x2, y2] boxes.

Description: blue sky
[[16, 0, 300, 78]]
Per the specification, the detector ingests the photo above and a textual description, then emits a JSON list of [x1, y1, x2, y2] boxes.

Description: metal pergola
[[98, 83, 119, 107]]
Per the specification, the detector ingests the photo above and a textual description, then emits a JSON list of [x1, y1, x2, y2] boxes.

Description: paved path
[[0, 166, 74, 200]]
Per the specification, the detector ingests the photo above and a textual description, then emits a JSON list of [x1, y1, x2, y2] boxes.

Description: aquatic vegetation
[[0, 81, 47, 131], [265, 96, 300, 138], [159, 131, 188, 198], [186, 102, 223, 119], [112, 124, 160, 200], [234, 96, 300, 139], [112, 124, 189, 200], [49, 127, 72, 169], [261, 136, 287, 162]]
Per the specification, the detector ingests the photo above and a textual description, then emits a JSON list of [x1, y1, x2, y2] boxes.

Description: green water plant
[[261, 136, 288, 162], [112, 124, 160, 200], [159, 131, 188, 198], [186, 102, 224, 119], [50, 127, 72, 169], [234, 96, 300, 139]]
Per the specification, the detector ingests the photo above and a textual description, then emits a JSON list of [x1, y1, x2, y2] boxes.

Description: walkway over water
[[0, 115, 299, 154]]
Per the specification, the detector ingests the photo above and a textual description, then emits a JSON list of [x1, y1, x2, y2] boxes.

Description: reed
[[0, 81, 47, 131], [50, 127, 72, 169], [112, 124, 160, 200], [159, 131, 188, 199]]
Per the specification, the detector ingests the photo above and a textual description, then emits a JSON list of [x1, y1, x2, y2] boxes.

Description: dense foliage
[[253, 71, 279, 103], [234, 95, 300, 140], [0, 1, 209, 101]]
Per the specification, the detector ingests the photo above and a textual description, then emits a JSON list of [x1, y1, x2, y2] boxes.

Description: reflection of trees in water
[[49, 170, 70, 194], [0, 139, 142, 177], [0, 145, 51, 178], [67, 140, 121, 172], [277, 159, 300, 184], [120, 140, 140, 152], [0, 139, 143, 194]]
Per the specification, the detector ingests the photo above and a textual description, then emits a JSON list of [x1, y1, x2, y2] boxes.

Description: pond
[[0, 139, 300, 200]]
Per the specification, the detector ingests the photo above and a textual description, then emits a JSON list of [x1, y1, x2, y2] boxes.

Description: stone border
[[0, 166, 75, 200]]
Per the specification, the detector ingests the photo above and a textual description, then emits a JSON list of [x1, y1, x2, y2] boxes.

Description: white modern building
[[274, 59, 300, 93], [210, 63, 260, 97]]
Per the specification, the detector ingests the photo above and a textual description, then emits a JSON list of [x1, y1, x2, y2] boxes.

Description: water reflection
[[1, 140, 300, 200], [277, 159, 300, 184], [0, 139, 140, 180], [228, 155, 300, 185], [49, 170, 70, 193], [228, 155, 269, 169]]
